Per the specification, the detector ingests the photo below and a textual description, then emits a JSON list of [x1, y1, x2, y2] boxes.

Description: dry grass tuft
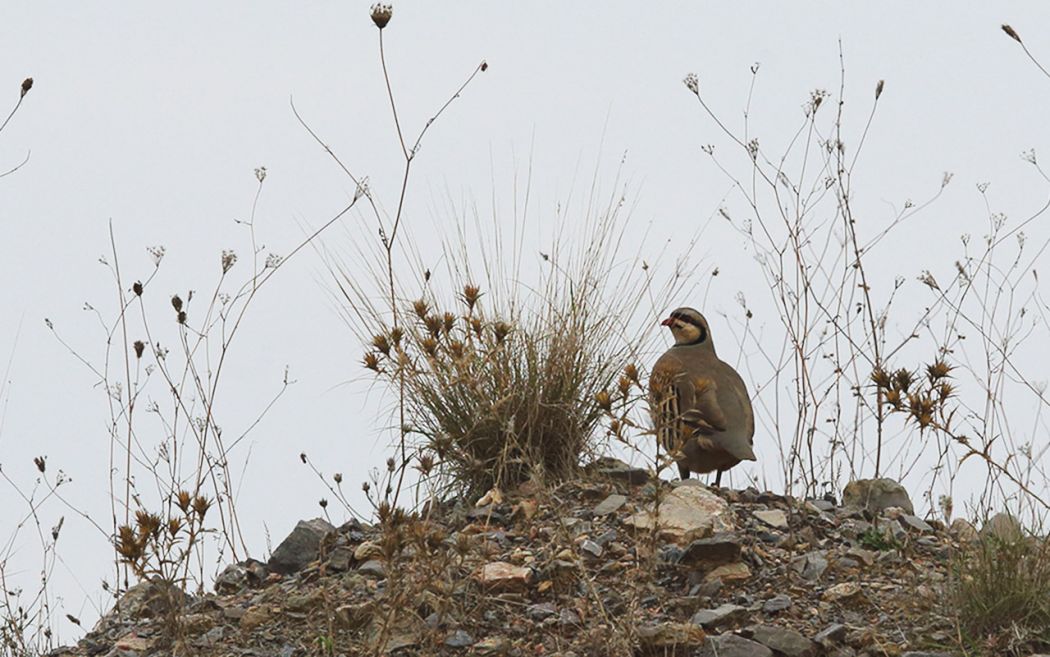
[[951, 526, 1050, 654]]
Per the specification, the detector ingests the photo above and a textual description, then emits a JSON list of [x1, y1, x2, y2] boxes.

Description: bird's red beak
[[660, 317, 675, 327]]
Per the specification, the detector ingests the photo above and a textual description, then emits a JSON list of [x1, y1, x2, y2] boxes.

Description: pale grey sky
[[2, 1, 1050, 638]]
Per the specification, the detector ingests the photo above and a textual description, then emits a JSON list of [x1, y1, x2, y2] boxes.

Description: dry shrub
[[951, 526, 1050, 654], [347, 188, 686, 499]]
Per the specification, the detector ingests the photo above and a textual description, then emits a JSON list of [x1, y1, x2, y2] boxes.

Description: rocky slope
[[48, 460, 1004, 657]]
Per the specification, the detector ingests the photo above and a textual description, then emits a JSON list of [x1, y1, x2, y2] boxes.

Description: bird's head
[[661, 307, 712, 348]]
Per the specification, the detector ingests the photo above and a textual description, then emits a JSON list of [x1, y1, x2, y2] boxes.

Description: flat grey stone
[[791, 550, 828, 581], [747, 624, 818, 657], [842, 478, 914, 514], [357, 559, 386, 578], [814, 623, 847, 645], [753, 509, 789, 529], [900, 514, 933, 532], [690, 603, 748, 628], [526, 602, 557, 621], [762, 593, 792, 613], [267, 518, 335, 575], [444, 630, 474, 648], [680, 533, 742, 567], [592, 494, 627, 516], [698, 634, 773, 657]]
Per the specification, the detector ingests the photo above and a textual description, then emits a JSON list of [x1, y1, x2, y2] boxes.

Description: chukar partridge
[[650, 307, 756, 486]]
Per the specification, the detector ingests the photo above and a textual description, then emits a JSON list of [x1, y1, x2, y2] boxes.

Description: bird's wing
[[679, 377, 727, 434]]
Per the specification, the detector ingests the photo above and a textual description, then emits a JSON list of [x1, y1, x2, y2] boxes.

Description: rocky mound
[[49, 462, 981, 657]]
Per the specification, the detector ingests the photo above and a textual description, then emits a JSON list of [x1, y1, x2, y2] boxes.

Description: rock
[[791, 550, 828, 581], [747, 624, 818, 657], [981, 512, 1024, 542], [526, 602, 558, 621], [626, 486, 735, 543], [845, 547, 875, 566], [354, 540, 385, 561], [558, 608, 580, 626], [214, 559, 268, 593], [842, 478, 914, 515], [473, 636, 510, 655], [115, 580, 188, 620], [592, 494, 627, 516], [814, 623, 847, 646], [358, 559, 387, 579], [762, 594, 792, 613], [587, 457, 650, 484], [900, 515, 933, 533], [810, 499, 836, 512], [900, 653, 955, 657], [580, 539, 603, 558], [698, 633, 774, 657], [753, 509, 789, 529], [823, 582, 862, 602], [114, 633, 151, 652], [679, 533, 742, 567], [327, 545, 355, 572], [690, 603, 748, 629], [239, 604, 272, 631], [335, 601, 375, 630], [444, 630, 474, 648], [636, 622, 706, 655], [705, 561, 751, 583], [267, 518, 335, 574], [949, 518, 978, 542], [476, 561, 532, 591]]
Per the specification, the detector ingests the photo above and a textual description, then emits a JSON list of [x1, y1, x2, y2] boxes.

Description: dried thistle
[[167, 517, 183, 538], [177, 310, 187, 325], [492, 321, 512, 344], [448, 340, 465, 359], [370, 3, 393, 29], [135, 510, 162, 539], [1002, 24, 1022, 44], [192, 495, 210, 519], [442, 311, 456, 334], [171, 295, 183, 313], [413, 299, 429, 320], [875, 79, 885, 100], [115, 525, 143, 562], [461, 284, 482, 311], [617, 375, 632, 398], [624, 363, 640, 384], [425, 315, 443, 337], [871, 367, 892, 390], [389, 327, 404, 347], [372, 334, 391, 355], [420, 336, 439, 357], [20, 77, 33, 98], [132, 281, 143, 296], [33, 456, 45, 473], [176, 490, 192, 513], [470, 317, 483, 338], [893, 368, 914, 393], [334, 472, 343, 484], [926, 359, 953, 382], [364, 352, 381, 371], [133, 340, 145, 359], [595, 390, 612, 412]]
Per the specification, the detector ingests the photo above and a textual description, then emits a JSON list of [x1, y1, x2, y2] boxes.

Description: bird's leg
[[713, 469, 723, 488], [678, 463, 690, 480]]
